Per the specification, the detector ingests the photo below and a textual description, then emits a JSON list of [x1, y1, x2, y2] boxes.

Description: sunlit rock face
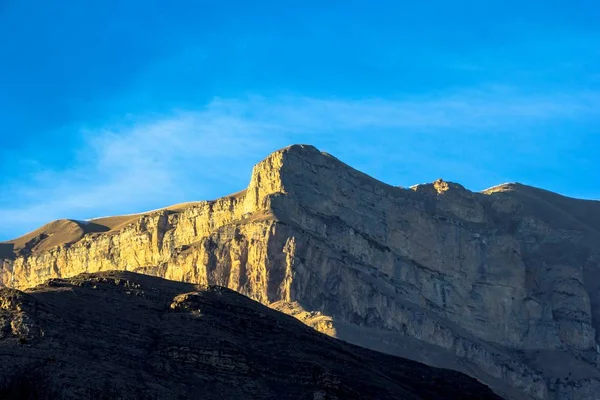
[[2, 144, 600, 400]]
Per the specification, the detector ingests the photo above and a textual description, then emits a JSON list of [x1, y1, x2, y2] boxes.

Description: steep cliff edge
[[2, 144, 600, 399]]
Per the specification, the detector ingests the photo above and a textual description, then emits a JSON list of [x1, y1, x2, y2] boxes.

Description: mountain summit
[[2, 144, 600, 399]]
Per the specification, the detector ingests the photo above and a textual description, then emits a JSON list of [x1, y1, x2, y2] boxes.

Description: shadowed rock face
[[1, 144, 600, 399], [0, 271, 501, 400]]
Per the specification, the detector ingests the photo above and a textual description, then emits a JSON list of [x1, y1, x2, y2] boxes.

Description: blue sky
[[1, 1, 599, 240]]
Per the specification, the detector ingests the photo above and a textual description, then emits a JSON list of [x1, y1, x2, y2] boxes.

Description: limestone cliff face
[[2, 144, 600, 400]]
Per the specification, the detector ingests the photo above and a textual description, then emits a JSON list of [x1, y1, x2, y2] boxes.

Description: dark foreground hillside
[[0, 271, 501, 399]]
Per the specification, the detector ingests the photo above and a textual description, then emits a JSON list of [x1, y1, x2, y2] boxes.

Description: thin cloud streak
[[1, 86, 598, 239], [213, 88, 599, 132]]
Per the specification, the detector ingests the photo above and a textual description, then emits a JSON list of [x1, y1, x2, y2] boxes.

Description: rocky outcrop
[[2, 144, 600, 399], [0, 271, 501, 399]]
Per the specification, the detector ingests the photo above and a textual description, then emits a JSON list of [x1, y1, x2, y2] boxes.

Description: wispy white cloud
[[1, 86, 598, 239], [230, 88, 598, 131]]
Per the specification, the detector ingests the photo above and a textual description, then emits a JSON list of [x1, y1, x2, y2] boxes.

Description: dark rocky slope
[[0, 271, 501, 399]]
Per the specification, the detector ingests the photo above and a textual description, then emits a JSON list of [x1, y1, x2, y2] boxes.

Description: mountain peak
[[2, 145, 600, 399]]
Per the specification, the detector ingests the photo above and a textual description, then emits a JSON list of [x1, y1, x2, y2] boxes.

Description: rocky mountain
[[0, 271, 502, 399], [1, 144, 599, 399]]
